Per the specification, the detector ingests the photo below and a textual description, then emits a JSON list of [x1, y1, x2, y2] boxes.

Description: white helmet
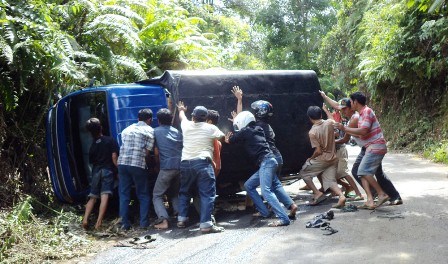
[[233, 111, 256, 131]]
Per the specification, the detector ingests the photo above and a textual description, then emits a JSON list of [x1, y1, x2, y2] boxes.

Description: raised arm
[[322, 103, 334, 120], [177, 101, 188, 122], [231, 86, 243, 114], [319, 90, 340, 110]]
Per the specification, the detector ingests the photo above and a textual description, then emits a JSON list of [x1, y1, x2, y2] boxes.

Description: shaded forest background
[[0, 0, 447, 209]]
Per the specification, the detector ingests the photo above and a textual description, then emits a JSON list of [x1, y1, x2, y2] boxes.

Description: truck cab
[[46, 83, 167, 203]]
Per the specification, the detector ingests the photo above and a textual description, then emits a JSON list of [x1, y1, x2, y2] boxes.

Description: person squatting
[[81, 88, 402, 233]]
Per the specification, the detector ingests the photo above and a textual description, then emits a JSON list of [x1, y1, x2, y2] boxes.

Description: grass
[[0, 196, 94, 263]]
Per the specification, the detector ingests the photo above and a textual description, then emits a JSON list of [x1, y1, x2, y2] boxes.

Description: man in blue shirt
[[152, 108, 183, 229]]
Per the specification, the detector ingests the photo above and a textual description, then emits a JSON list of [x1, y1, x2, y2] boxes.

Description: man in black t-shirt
[[82, 118, 119, 230], [225, 111, 290, 227]]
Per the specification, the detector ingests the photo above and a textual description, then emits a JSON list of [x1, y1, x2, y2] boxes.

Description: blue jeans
[[118, 165, 151, 229], [273, 153, 294, 209], [178, 158, 216, 229], [244, 156, 290, 225], [352, 147, 401, 200]]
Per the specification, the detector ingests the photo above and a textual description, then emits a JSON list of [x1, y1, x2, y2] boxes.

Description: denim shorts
[[357, 151, 385, 176], [89, 167, 114, 198]]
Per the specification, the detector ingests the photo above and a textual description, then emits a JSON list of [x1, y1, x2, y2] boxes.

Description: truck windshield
[[65, 91, 109, 190]]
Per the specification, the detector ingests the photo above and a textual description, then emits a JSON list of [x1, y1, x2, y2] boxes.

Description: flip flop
[[357, 204, 376, 210], [376, 196, 390, 207], [129, 235, 156, 245], [352, 195, 364, 201], [321, 226, 338, 235], [309, 195, 327, 206], [332, 203, 345, 209]]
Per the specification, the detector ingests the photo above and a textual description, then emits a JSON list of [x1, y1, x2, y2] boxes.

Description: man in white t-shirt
[[176, 101, 225, 233]]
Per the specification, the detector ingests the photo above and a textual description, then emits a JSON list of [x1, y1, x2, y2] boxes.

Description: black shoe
[[389, 198, 403, 205]]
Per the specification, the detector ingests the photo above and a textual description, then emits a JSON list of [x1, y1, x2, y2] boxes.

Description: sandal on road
[[376, 196, 390, 207], [129, 235, 156, 245], [358, 204, 376, 210], [321, 226, 338, 235], [201, 225, 225, 234], [268, 220, 289, 227]]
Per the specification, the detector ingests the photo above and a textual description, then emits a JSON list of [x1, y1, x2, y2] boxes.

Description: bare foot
[[82, 220, 88, 230], [154, 219, 169, 229], [376, 195, 390, 207], [337, 195, 346, 207], [313, 191, 324, 201], [288, 203, 298, 219], [365, 199, 375, 208]]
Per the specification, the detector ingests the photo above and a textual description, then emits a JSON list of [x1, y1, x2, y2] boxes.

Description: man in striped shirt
[[334, 92, 390, 209]]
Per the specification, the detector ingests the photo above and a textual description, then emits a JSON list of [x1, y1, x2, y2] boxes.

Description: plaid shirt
[[118, 121, 154, 169]]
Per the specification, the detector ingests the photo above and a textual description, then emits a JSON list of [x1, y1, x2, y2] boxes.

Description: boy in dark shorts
[[82, 118, 119, 230]]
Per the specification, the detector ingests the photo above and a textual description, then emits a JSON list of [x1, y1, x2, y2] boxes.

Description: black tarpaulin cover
[[142, 70, 323, 194]]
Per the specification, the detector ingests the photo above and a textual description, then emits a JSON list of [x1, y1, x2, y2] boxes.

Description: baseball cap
[[338, 98, 351, 109], [191, 106, 208, 118]]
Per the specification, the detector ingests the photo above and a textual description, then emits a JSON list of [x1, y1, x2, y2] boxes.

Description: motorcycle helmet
[[251, 100, 273, 118], [233, 111, 256, 131]]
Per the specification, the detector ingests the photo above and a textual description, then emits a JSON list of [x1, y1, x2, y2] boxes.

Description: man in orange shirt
[[207, 110, 222, 176]]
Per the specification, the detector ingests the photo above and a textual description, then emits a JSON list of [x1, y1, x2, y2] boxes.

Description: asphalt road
[[81, 145, 448, 264]]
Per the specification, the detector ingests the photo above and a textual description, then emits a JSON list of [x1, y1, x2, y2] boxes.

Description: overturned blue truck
[[46, 70, 323, 203]]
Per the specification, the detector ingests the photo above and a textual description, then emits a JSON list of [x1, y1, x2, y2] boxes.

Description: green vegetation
[[318, 0, 448, 162], [1, 0, 447, 262], [0, 196, 93, 263]]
